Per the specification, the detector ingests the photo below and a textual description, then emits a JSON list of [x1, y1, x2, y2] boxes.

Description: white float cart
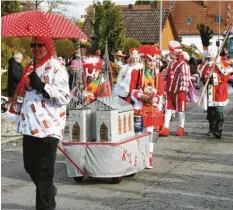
[[61, 132, 151, 184]]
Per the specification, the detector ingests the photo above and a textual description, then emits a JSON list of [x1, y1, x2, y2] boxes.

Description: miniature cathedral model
[[69, 96, 135, 142]]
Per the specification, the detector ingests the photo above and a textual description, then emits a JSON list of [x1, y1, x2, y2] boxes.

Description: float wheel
[[73, 176, 84, 183], [112, 177, 122, 184]]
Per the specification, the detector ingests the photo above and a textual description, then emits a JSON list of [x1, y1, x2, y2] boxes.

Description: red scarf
[[9, 36, 56, 117]]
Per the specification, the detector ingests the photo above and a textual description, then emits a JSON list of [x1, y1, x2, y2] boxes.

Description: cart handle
[[57, 145, 88, 177]]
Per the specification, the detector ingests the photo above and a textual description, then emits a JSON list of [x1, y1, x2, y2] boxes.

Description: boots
[[207, 122, 215, 136], [146, 153, 153, 169], [159, 128, 170, 136], [146, 142, 154, 169], [176, 127, 184, 136], [213, 120, 223, 139]]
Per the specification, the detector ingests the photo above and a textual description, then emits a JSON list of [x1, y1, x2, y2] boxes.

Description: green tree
[[1, 1, 20, 16], [135, 0, 151, 5], [135, 0, 158, 8], [55, 39, 75, 59], [123, 38, 141, 55], [93, 0, 125, 54]]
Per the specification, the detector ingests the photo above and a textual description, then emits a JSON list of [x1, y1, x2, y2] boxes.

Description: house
[[161, 1, 233, 52], [82, 4, 178, 50], [70, 96, 135, 143]]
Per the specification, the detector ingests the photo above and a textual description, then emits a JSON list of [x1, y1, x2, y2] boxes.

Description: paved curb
[[1, 135, 23, 145]]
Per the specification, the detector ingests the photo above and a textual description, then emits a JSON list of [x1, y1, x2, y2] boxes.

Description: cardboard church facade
[[69, 96, 135, 142]]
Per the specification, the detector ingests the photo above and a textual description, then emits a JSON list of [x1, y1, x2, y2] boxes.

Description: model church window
[[128, 113, 132, 131], [100, 122, 108, 142], [118, 115, 122, 134], [72, 122, 80, 142], [123, 114, 127, 133]]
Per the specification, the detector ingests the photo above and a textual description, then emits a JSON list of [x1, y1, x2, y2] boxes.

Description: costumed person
[[111, 50, 126, 83], [197, 25, 232, 138], [159, 40, 194, 137], [67, 50, 82, 90], [71, 56, 111, 104], [113, 48, 143, 103], [8, 36, 70, 210], [131, 45, 165, 168], [112, 50, 126, 67]]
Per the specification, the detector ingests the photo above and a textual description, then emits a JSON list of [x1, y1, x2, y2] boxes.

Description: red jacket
[[202, 60, 231, 107]]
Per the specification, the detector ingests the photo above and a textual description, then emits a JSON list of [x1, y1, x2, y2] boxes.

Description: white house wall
[[181, 35, 224, 53]]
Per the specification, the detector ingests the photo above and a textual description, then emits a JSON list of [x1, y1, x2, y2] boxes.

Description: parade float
[[61, 44, 155, 184]]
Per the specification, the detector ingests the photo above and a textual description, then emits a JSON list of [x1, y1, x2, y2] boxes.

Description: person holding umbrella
[[9, 36, 70, 210]]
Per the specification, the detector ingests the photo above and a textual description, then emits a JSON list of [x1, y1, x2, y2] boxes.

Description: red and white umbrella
[[1, 10, 88, 40]]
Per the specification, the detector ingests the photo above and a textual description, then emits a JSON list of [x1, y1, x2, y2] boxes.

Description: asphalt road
[[1, 96, 233, 210]]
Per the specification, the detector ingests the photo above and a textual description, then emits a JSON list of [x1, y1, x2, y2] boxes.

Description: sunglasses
[[30, 43, 45, 48]]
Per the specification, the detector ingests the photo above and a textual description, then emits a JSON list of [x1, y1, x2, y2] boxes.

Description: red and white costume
[[71, 56, 111, 105], [131, 45, 165, 168], [202, 58, 231, 107], [160, 41, 192, 137], [113, 48, 143, 103]]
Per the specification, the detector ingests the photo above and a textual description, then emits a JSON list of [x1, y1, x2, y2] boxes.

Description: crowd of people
[[4, 32, 233, 209]]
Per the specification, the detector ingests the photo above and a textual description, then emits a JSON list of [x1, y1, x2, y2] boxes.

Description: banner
[[62, 133, 151, 177]]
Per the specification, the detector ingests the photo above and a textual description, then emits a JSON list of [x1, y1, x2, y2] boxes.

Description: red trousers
[[166, 91, 186, 112]]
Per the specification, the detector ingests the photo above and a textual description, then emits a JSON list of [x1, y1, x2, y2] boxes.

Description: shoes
[[213, 130, 222, 139], [176, 127, 184, 136], [159, 128, 170, 137], [207, 130, 213, 136]]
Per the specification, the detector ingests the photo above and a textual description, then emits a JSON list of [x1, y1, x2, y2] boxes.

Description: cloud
[[65, 0, 136, 18]]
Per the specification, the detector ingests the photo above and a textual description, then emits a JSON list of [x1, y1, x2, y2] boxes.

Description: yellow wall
[[162, 19, 174, 50]]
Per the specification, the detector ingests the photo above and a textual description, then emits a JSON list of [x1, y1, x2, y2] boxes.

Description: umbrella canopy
[[1, 10, 88, 40]]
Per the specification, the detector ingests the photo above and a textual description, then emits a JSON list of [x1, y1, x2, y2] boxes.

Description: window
[[216, 16, 222, 23], [169, 1, 174, 8], [187, 17, 192, 24]]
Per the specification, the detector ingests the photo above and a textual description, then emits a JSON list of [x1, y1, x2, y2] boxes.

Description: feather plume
[[197, 24, 213, 47]]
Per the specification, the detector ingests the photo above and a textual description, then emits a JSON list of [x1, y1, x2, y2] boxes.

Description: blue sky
[[65, 0, 136, 18]]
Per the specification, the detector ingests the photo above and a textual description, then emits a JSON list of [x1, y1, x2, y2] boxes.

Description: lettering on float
[[121, 149, 137, 166], [121, 139, 148, 166]]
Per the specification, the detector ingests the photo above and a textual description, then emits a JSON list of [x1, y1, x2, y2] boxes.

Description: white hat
[[168, 40, 183, 54], [182, 51, 190, 61], [206, 42, 218, 58]]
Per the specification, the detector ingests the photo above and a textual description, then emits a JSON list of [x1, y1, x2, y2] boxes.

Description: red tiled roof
[[162, 1, 233, 35]]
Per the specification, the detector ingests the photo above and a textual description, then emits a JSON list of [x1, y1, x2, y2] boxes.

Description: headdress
[[197, 24, 216, 58], [83, 56, 103, 78], [138, 45, 161, 60], [129, 48, 140, 59], [69, 59, 81, 70], [168, 41, 183, 55]]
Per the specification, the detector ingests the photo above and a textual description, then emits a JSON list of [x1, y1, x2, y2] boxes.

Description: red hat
[[138, 45, 161, 60], [83, 56, 103, 78], [168, 41, 183, 55]]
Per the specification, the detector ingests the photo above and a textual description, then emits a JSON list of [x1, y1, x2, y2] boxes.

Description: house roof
[[86, 96, 133, 112], [82, 8, 171, 44], [122, 9, 170, 44], [162, 1, 233, 35]]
